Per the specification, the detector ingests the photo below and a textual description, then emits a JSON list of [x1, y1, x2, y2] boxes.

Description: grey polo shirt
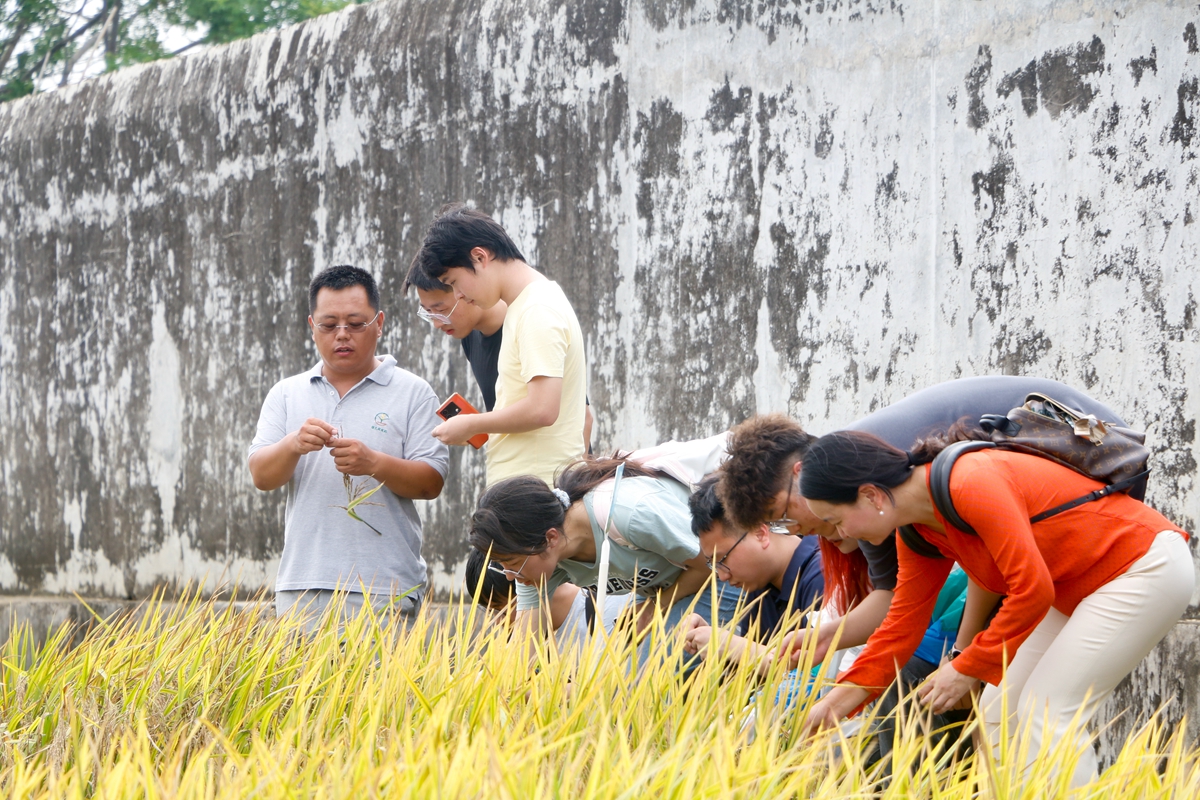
[[250, 355, 449, 598]]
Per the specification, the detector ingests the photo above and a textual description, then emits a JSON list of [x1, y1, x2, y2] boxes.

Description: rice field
[[0, 588, 1196, 798]]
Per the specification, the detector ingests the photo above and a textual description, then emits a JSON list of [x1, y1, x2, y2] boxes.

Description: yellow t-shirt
[[485, 279, 588, 486]]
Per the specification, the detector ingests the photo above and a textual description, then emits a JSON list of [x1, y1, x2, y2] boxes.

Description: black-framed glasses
[[417, 299, 459, 325], [312, 310, 381, 335], [704, 530, 749, 573], [487, 555, 530, 580], [765, 474, 798, 535]]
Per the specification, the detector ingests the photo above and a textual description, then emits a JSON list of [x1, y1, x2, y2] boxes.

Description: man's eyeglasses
[[765, 474, 798, 535], [312, 310, 381, 335], [704, 530, 749, 573], [417, 299, 459, 325], [487, 555, 530, 580]]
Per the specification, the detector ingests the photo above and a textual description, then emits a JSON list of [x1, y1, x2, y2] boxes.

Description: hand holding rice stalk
[[332, 474, 386, 535]]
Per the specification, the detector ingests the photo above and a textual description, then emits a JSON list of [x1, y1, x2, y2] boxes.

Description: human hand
[[802, 696, 843, 737], [328, 437, 378, 476], [778, 623, 833, 670], [917, 661, 980, 714], [293, 418, 336, 454], [432, 414, 480, 446], [682, 624, 713, 657], [681, 613, 707, 634]]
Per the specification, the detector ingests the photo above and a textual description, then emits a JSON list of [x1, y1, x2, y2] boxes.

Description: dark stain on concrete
[[971, 153, 1013, 228], [997, 59, 1038, 117], [995, 321, 1053, 375], [640, 0, 698, 33], [566, 0, 624, 66], [766, 219, 830, 405], [1185, 22, 1198, 54], [705, 80, 753, 132], [1128, 46, 1157, 87], [1037, 36, 1105, 119], [1170, 78, 1197, 149], [1097, 102, 1121, 138], [814, 112, 834, 159], [635, 98, 684, 238], [876, 160, 899, 204], [965, 45, 993, 130]]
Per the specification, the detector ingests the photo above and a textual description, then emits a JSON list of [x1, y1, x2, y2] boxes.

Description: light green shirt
[[515, 476, 700, 610]]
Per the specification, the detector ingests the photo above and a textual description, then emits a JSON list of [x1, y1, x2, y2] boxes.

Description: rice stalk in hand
[[332, 474, 385, 535]]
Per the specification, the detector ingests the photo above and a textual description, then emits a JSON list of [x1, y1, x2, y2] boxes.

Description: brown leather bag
[[901, 393, 1150, 554], [978, 392, 1150, 492]]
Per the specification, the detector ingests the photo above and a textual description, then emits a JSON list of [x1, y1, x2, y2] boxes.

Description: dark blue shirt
[[744, 536, 824, 641]]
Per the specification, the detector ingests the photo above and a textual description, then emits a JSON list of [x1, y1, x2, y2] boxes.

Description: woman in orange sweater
[[796, 429, 1193, 787]]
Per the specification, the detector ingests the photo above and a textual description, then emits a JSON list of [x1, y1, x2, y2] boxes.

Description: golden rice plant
[[0, 584, 1196, 798]]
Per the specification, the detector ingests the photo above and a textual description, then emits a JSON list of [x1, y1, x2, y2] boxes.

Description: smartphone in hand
[[436, 393, 489, 449]]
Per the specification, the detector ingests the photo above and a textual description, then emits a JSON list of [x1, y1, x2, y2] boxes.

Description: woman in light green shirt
[[469, 457, 743, 642]]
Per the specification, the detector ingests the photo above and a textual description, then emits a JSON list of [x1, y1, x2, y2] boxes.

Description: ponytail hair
[[469, 475, 565, 557], [908, 417, 992, 465], [554, 453, 671, 504], [818, 538, 872, 616]]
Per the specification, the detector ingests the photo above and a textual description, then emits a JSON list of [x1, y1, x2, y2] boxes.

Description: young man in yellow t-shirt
[[414, 204, 588, 486]]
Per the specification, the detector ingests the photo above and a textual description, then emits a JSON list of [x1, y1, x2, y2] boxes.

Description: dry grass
[[0, 586, 1195, 798]]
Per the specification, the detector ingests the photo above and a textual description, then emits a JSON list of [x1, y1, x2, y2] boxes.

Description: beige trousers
[[981, 530, 1194, 787]]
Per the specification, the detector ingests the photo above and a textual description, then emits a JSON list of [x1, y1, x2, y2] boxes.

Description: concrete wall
[[1, 0, 1198, 747]]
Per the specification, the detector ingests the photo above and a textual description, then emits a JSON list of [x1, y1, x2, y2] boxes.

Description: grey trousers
[[275, 588, 422, 634]]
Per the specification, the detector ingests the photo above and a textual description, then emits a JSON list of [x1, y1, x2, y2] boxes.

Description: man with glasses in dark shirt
[[405, 263, 594, 443], [681, 475, 824, 665], [405, 265, 507, 411]]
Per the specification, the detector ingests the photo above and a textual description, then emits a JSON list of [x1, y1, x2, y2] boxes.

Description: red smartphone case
[[436, 392, 489, 449]]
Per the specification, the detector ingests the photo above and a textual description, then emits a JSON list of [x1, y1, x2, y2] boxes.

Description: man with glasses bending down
[[681, 475, 824, 666], [248, 265, 449, 631]]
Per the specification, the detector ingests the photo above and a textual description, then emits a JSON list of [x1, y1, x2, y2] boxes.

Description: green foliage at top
[[0, 0, 364, 103]]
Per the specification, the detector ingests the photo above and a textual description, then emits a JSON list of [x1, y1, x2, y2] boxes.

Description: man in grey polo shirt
[[249, 265, 449, 630]]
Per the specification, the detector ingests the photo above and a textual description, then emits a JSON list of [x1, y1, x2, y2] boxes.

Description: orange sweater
[[841, 450, 1187, 691]]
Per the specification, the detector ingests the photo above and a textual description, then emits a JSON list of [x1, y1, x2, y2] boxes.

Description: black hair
[[798, 430, 914, 505], [688, 474, 729, 537], [308, 265, 380, 314], [409, 203, 527, 282], [402, 258, 452, 295], [799, 421, 990, 506], [555, 454, 670, 505], [464, 548, 516, 609], [469, 476, 565, 557]]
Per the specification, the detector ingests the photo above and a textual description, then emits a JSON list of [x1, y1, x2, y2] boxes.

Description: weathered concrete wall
[[1, 0, 1198, 747]]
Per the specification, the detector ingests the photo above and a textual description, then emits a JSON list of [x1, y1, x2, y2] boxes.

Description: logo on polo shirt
[[372, 413, 389, 433]]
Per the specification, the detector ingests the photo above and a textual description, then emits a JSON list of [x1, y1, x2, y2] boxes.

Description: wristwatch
[[947, 647, 964, 661]]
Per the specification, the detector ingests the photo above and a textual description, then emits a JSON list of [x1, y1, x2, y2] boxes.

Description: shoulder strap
[[594, 463, 625, 623], [897, 525, 944, 560], [929, 440, 996, 536], [1028, 470, 1150, 523]]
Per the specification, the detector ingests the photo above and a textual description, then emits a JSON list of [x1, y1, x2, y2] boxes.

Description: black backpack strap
[[898, 524, 944, 559], [929, 440, 996, 536], [1028, 470, 1151, 524]]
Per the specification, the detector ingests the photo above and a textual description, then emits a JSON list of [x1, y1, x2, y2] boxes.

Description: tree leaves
[[1, 0, 357, 101]]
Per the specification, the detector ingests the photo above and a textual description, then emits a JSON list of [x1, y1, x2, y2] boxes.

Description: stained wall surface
[[1, 0, 1198, 746]]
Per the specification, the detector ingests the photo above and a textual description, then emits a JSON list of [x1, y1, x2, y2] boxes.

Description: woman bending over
[[469, 456, 743, 651], [797, 429, 1192, 787]]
